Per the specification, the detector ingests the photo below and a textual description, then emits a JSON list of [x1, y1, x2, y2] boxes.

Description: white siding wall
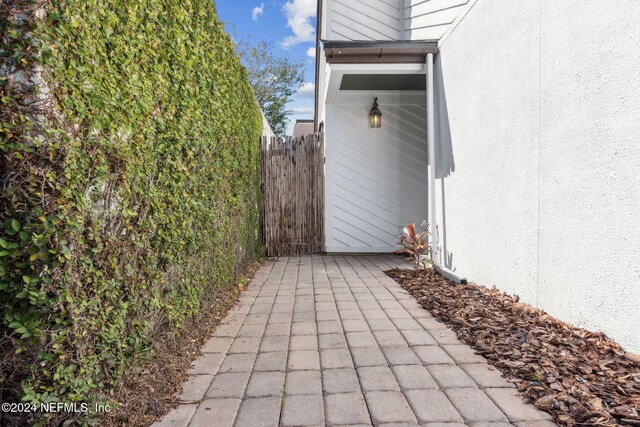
[[435, 0, 640, 352], [405, 0, 470, 40], [322, 0, 470, 41], [325, 100, 428, 252]]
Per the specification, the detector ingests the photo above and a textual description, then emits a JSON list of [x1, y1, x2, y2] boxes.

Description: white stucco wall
[[435, 0, 640, 352], [325, 95, 428, 252]]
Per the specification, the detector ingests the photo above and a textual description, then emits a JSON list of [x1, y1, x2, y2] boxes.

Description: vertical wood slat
[[260, 133, 325, 257]]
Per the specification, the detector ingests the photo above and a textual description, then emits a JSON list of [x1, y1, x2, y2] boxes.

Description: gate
[[260, 133, 324, 256]]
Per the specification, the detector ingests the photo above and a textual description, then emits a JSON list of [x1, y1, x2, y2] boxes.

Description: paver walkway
[[154, 255, 556, 427]]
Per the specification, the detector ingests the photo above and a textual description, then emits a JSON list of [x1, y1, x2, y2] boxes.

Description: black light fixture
[[369, 97, 382, 128]]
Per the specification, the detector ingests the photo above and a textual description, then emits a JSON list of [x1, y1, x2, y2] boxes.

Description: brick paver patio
[[153, 255, 556, 427]]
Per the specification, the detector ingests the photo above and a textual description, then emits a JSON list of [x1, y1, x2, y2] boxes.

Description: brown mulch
[[386, 268, 640, 427], [100, 259, 263, 427]]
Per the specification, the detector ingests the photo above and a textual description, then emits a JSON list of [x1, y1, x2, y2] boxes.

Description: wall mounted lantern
[[369, 97, 382, 128]]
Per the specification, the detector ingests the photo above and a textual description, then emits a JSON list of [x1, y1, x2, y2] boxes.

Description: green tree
[[236, 39, 305, 137]]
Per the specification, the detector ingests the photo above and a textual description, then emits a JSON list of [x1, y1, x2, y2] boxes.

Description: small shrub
[[395, 222, 433, 269]]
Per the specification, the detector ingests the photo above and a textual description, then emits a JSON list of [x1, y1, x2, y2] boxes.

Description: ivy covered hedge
[[1, 0, 262, 422]]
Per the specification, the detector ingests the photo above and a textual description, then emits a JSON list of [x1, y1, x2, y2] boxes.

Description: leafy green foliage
[[235, 38, 305, 137], [1, 0, 262, 423]]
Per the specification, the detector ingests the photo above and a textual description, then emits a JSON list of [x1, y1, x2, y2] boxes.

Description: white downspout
[[426, 53, 467, 285]]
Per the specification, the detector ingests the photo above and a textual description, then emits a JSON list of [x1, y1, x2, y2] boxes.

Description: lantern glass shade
[[369, 97, 382, 128]]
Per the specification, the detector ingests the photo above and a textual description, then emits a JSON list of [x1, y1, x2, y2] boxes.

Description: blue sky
[[215, 0, 317, 135]]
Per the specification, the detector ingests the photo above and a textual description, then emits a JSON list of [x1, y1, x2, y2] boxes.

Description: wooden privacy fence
[[260, 133, 324, 256]]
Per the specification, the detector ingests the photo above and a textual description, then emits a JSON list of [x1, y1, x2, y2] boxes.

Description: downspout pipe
[[425, 53, 467, 285]]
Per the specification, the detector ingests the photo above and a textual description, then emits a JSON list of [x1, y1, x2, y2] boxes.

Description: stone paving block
[[281, 394, 324, 426], [201, 337, 232, 353], [206, 371, 250, 398], [244, 314, 270, 325], [315, 294, 334, 302], [260, 336, 289, 353], [228, 337, 261, 354], [485, 388, 554, 422], [323, 368, 361, 394], [428, 364, 477, 388], [468, 423, 513, 427], [405, 389, 464, 423], [416, 316, 447, 329], [443, 344, 487, 363], [290, 334, 318, 351], [317, 320, 343, 334], [346, 331, 378, 348], [361, 309, 388, 320], [374, 330, 407, 347], [381, 345, 421, 365], [291, 322, 316, 336], [212, 323, 240, 338], [392, 365, 439, 390], [189, 398, 240, 427], [250, 304, 272, 315], [288, 350, 320, 370], [401, 329, 438, 346], [413, 345, 455, 365], [319, 332, 348, 349], [245, 371, 285, 397], [445, 388, 509, 422], [188, 353, 225, 375], [367, 318, 397, 331], [237, 324, 265, 337], [357, 300, 380, 310], [264, 322, 290, 336], [254, 351, 287, 372], [315, 301, 336, 311], [316, 310, 340, 321], [234, 396, 281, 427], [352, 347, 387, 367], [177, 374, 214, 402], [430, 328, 463, 345], [272, 303, 293, 314], [268, 312, 292, 324], [325, 393, 371, 425], [343, 319, 370, 332], [405, 307, 432, 318], [337, 301, 359, 311], [293, 311, 316, 323], [219, 353, 256, 373], [340, 310, 365, 320], [151, 403, 197, 427], [358, 366, 400, 391], [320, 348, 354, 369], [285, 370, 322, 395], [365, 391, 418, 424], [461, 363, 514, 389], [514, 421, 558, 427], [391, 318, 423, 330]]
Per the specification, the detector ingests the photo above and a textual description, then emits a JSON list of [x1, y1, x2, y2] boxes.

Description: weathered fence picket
[[260, 133, 324, 256]]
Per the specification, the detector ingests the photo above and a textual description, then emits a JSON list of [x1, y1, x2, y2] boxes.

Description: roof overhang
[[323, 41, 438, 64]]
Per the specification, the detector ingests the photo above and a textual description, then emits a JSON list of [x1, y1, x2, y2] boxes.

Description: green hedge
[[1, 0, 262, 421]]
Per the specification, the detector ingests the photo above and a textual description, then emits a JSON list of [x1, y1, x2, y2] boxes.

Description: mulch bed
[[386, 268, 640, 426], [100, 260, 263, 427]]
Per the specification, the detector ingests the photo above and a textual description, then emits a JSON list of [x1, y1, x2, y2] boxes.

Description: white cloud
[[281, 0, 317, 48], [292, 106, 314, 114], [297, 82, 315, 98], [306, 47, 316, 58], [251, 3, 264, 21]]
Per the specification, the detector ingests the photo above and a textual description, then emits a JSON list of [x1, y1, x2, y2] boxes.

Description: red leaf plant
[[395, 222, 433, 269]]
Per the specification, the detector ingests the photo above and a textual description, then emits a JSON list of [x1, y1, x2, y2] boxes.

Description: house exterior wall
[[435, 0, 640, 352], [325, 99, 428, 252], [321, 0, 471, 41]]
